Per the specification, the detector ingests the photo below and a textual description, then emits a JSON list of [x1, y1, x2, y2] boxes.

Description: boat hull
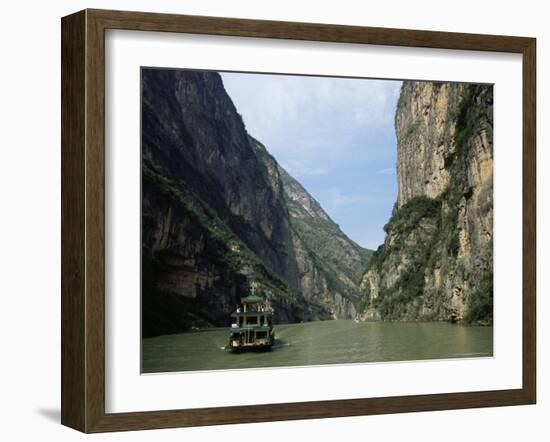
[[229, 327, 274, 351]]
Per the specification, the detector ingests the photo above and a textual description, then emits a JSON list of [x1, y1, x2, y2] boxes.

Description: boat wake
[[220, 339, 289, 351]]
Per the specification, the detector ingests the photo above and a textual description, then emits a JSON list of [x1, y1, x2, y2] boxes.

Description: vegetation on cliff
[[142, 70, 493, 335], [359, 82, 493, 325], [141, 69, 371, 336]]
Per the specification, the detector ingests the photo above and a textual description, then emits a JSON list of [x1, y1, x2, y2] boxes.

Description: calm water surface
[[142, 320, 493, 373]]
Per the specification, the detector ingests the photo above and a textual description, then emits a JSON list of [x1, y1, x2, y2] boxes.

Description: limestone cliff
[[141, 69, 370, 336], [359, 81, 493, 324]]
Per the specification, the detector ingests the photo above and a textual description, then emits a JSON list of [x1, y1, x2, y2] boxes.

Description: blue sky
[[221, 72, 402, 250]]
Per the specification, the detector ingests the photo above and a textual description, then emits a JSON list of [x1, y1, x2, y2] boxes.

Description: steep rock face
[[142, 69, 297, 280], [359, 81, 493, 324], [278, 161, 371, 318], [249, 138, 370, 319], [142, 69, 370, 336]]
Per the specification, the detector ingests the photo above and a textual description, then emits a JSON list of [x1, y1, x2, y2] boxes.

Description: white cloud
[[376, 167, 396, 175], [221, 72, 401, 159], [219, 71, 399, 250], [281, 160, 328, 178], [327, 188, 370, 207]]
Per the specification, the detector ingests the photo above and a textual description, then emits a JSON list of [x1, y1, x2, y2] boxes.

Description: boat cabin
[[229, 295, 274, 350]]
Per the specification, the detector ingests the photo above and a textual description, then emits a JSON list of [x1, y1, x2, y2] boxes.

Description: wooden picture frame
[[61, 8, 536, 433]]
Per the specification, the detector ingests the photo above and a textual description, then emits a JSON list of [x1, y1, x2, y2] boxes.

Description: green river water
[[142, 320, 493, 373]]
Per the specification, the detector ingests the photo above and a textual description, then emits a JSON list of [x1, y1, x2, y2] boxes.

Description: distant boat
[[228, 293, 274, 351]]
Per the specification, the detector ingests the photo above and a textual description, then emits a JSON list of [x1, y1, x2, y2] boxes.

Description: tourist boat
[[229, 293, 274, 351]]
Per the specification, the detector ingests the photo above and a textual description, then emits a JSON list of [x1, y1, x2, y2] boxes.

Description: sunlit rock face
[[360, 81, 493, 324]]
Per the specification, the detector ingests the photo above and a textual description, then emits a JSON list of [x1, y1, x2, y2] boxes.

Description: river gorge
[[141, 69, 493, 372]]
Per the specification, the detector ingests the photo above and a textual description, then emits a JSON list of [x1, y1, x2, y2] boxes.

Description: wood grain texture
[[60, 8, 537, 433], [89, 8, 532, 53], [522, 38, 536, 404], [61, 10, 86, 432], [84, 10, 107, 432]]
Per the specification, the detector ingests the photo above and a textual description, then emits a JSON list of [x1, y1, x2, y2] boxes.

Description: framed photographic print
[[61, 9, 536, 433]]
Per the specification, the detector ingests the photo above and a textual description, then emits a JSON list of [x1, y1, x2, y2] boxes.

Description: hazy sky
[[221, 72, 402, 250]]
